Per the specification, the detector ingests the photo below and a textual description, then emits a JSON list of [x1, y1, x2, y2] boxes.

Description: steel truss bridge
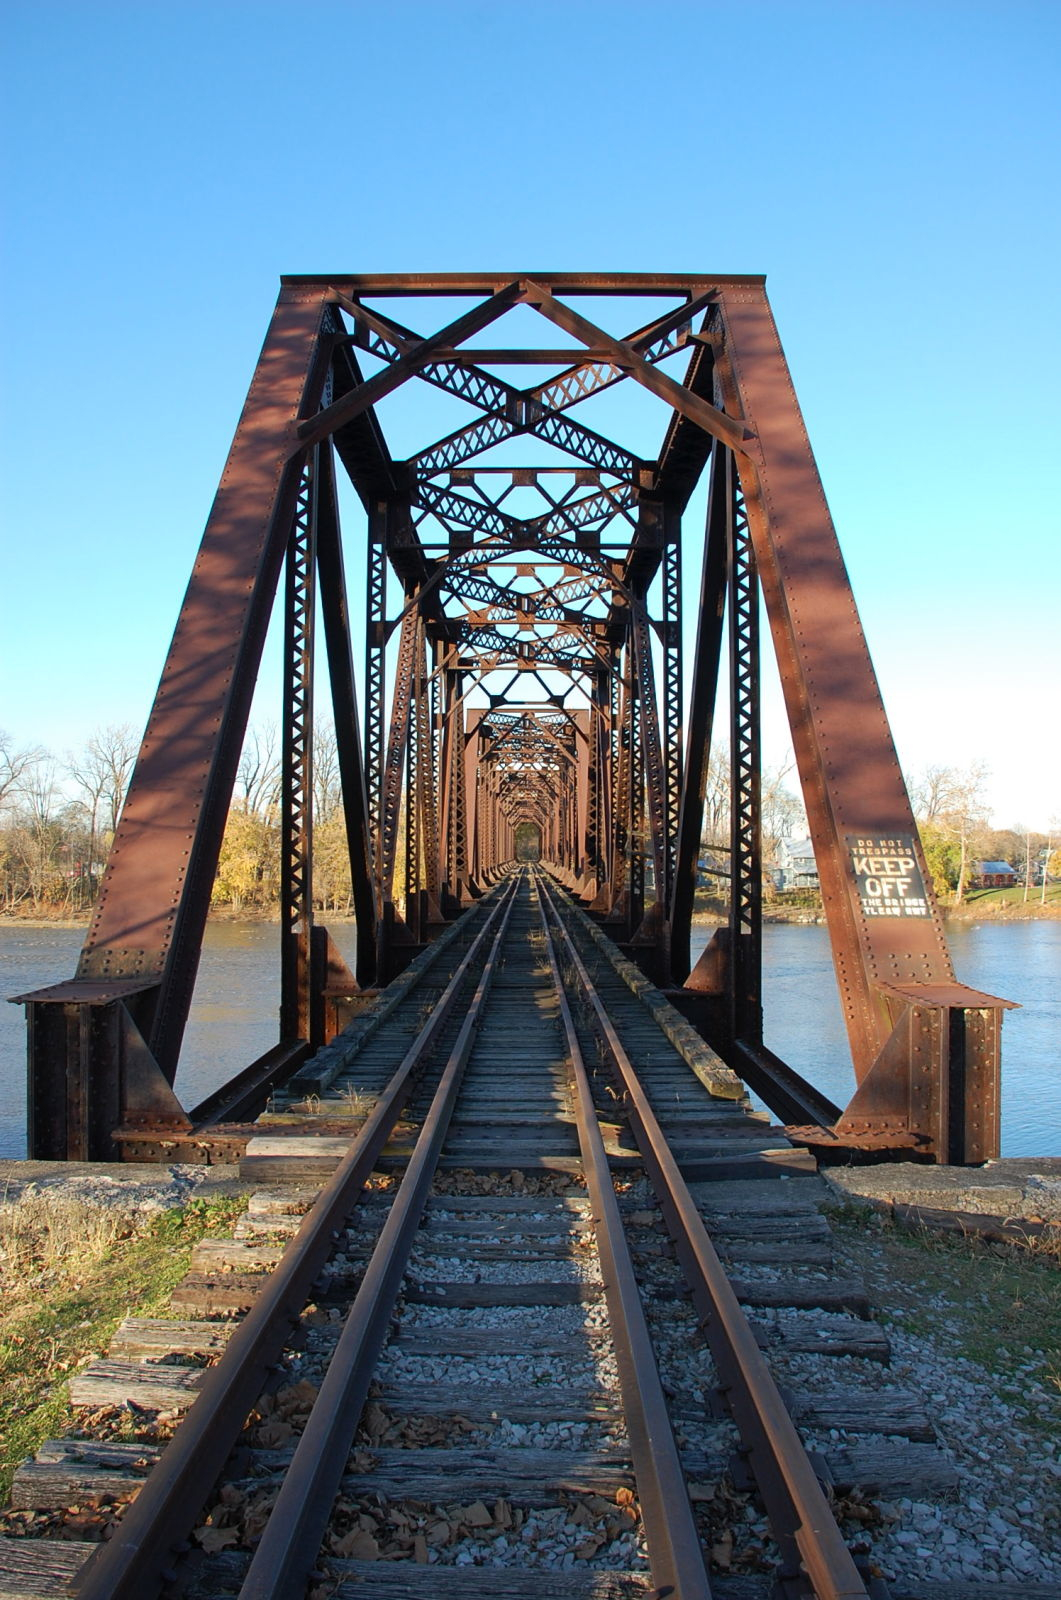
[[16, 273, 1012, 1166]]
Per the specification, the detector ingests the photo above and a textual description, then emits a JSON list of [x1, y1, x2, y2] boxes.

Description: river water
[[1, 920, 1057, 1161]]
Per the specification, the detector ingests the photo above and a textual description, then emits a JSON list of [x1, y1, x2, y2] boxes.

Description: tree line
[[911, 762, 1058, 903], [1, 726, 1054, 917], [1, 726, 136, 914], [0, 724, 352, 916]]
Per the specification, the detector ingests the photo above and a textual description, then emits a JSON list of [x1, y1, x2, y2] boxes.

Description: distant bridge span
[[15, 273, 1013, 1163]]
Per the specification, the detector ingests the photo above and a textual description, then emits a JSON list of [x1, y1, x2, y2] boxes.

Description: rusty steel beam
[[21, 287, 334, 1162], [315, 443, 377, 991], [279, 453, 318, 1045], [298, 281, 526, 450], [282, 272, 766, 294], [521, 280, 753, 455], [711, 284, 1009, 1158], [670, 446, 727, 980]]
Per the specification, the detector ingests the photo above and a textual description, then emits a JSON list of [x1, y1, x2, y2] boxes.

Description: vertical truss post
[[606, 658, 633, 924], [439, 654, 469, 907], [493, 769, 503, 868], [670, 445, 728, 981], [315, 439, 377, 990], [573, 712, 590, 885], [588, 659, 618, 912], [631, 608, 667, 927], [404, 617, 424, 942], [452, 696, 470, 898], [377, 600, 418, 976], [627, 641, 645, 934], [728, 481, 762, 1044], [464, 709, 484, 893], [563, 772, 574, 870], [280, 451, 318, 1043], [584, 673, 604, 887], [365, 506, 387, 906], [600, 663, 616, 890], [480, 762, 493, 876], [415, 627, 443, 923], [662, 515, 683, 910]]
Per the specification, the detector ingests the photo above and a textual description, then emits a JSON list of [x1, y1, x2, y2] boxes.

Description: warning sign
[[848, 834, 931, 919]]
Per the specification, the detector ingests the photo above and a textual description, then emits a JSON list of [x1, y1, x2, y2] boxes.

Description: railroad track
[[1, 871, 967, 1599]]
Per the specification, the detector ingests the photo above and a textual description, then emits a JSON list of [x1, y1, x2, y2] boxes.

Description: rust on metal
[[540, 878, 870, 1600], [16, 272, 1010, 1165]]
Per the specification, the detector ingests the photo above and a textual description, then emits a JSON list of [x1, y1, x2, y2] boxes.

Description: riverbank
[[0, 909, 355, 929], [5, 884, 1060, 928], [694, 887, 1061, 924], [943, 893, 1061, 921]]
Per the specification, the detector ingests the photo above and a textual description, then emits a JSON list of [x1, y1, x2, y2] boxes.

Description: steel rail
[[238, 879, 520, 1599], [71, 881, 516, 1600], [537, 875, 872, 1600], [535, 890, 713, 1599]]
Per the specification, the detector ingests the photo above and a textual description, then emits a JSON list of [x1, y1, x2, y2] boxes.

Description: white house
[[777, 837, 819, 890]]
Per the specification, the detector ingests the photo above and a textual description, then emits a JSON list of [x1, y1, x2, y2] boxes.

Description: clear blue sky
[[2, 0, 1058, 829]]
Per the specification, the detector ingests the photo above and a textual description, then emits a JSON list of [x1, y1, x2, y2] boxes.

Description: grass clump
[[827, 1202, 1061, 1422], [0, 1190, 246, 1502]]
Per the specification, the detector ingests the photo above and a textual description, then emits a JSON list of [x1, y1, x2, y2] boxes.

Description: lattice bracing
[[19, 271, 1010, 1172]]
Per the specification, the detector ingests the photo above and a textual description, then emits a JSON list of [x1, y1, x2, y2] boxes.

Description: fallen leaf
[[333, 1528, 380, 1560], [711, 1531, 733, 1570], [362, 1401, 388, 1443], [255, 1420, 295, 1448], [277, 1379, 319, 1418], [194, 1525, 240, 1553], [243, 1492, 279, 1542]]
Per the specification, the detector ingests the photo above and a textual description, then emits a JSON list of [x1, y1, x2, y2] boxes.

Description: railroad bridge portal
[[15, 273, 1012, 1165]]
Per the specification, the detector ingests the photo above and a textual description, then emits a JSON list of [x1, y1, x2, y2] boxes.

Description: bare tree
[[0, 730, 48, 814], [64, 725, 138, 897], [1045, 815, 1060, 905], [912, 762, 991, 903], [9, 756, 67, 908], [93, 724, 137, 834], [313, 720, 342, 824], [236, 723, 281, 817], [1012, 820, 1048, 905], [912, 765, 958, 824]]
